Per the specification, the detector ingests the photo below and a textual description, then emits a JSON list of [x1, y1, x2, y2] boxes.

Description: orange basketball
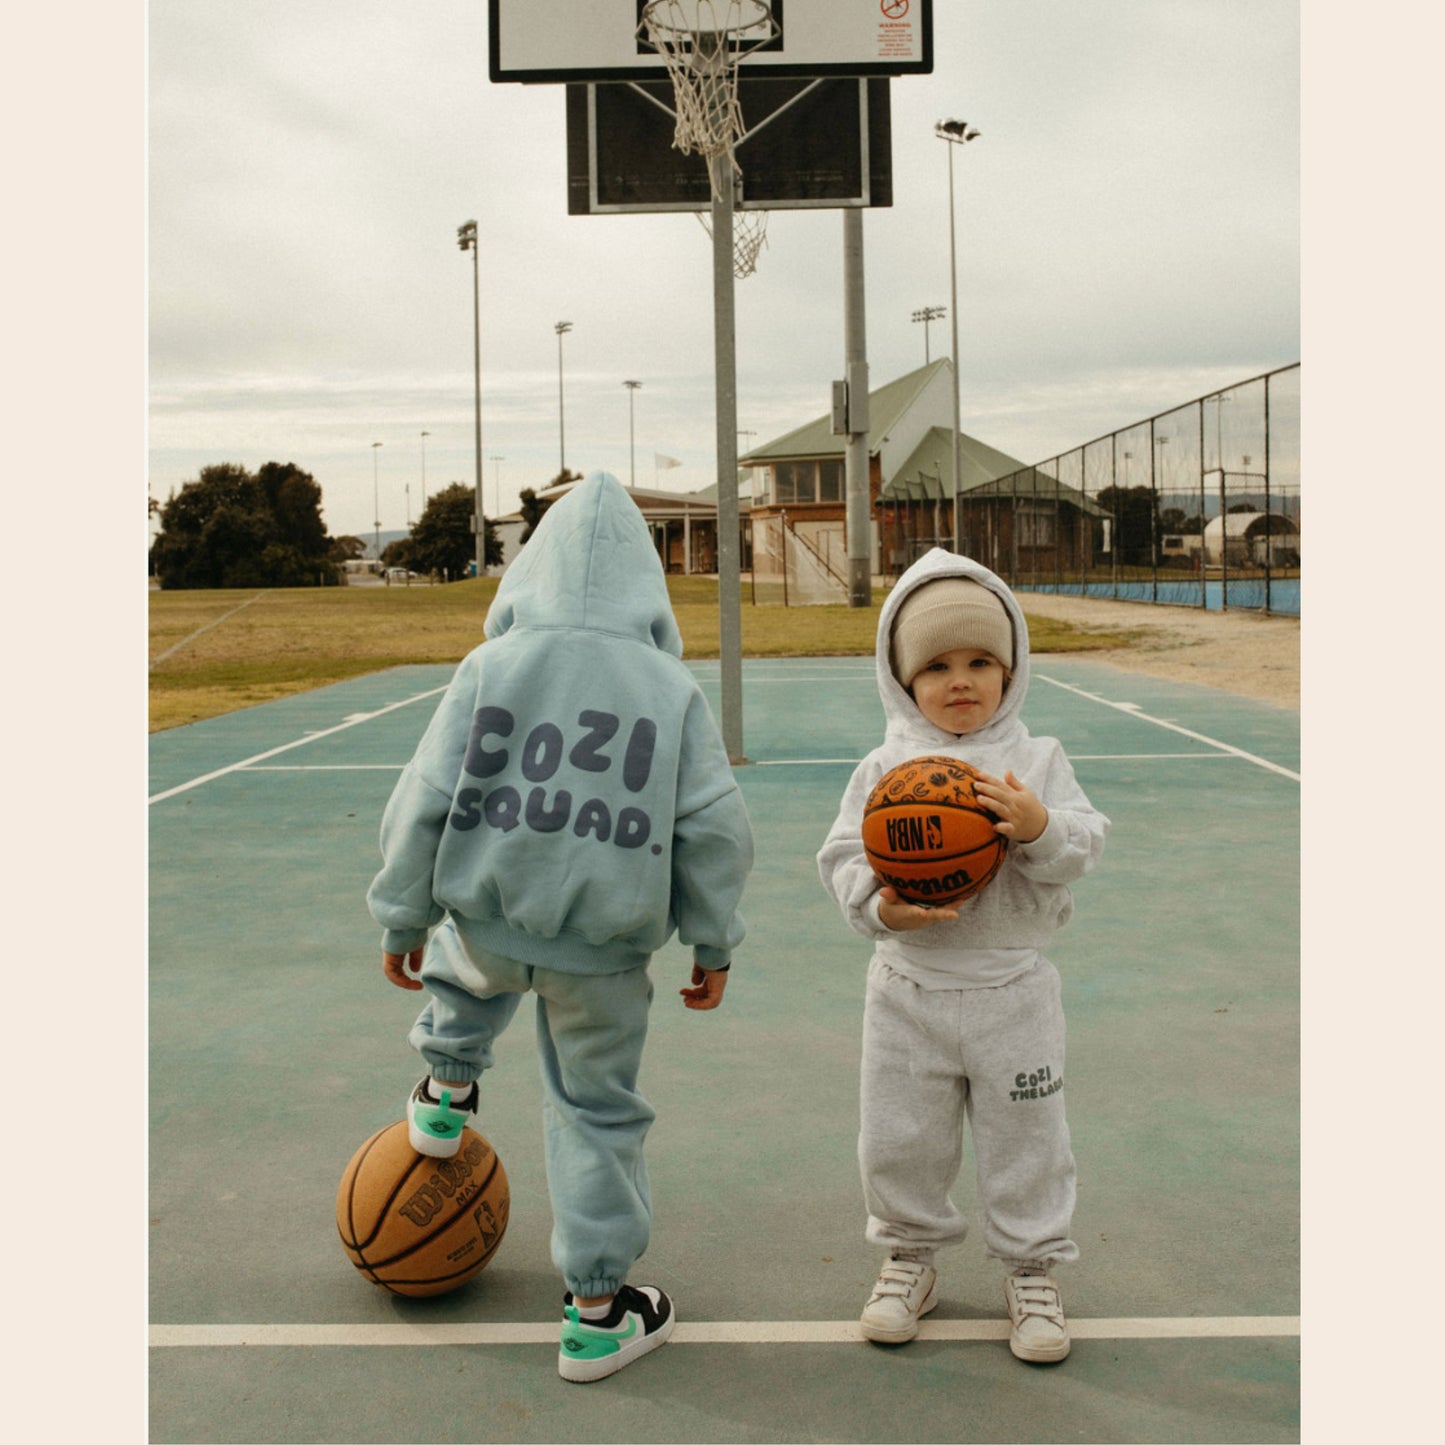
[[862, 755, 1006, 906], [336, 1121, 510, 1297]]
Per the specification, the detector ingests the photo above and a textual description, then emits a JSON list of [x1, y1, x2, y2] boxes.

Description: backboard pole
[[711, 154, 746, 764], [843, 208, 872, 607]]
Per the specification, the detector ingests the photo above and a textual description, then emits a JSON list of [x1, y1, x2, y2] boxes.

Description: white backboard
[[489, 1, 934, 83]]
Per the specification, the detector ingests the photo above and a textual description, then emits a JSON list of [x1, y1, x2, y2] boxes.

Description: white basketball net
[[640, 0, 778, 277]]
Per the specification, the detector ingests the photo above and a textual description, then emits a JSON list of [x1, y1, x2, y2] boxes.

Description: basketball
[[862, 755, 1006, 907], [336, 1121, 510, 1297]]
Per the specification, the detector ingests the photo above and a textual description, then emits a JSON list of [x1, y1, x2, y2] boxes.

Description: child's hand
[[382, 948, 425, 991], [877, 886, 960, 931], [680, 964, 729, 1011], [973, 770, 1048, 844]]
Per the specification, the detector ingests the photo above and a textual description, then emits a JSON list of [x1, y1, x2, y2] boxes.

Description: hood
[[876, 548, 1031, 745], [483, 471, 684, 657]]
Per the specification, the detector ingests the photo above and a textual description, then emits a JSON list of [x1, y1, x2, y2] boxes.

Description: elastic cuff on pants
[[428, 1069, 479, 1086], [569, 1278, 623, 1300]]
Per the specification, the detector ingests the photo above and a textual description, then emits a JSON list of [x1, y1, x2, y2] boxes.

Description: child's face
[[908, 648, 1007, 735]]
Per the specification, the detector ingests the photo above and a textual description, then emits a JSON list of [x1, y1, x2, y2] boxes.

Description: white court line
[[1033, 673, 1299, 781], [239, 764, 406, 771], [150, 1315, 1298, 1349], [752, 752, 1235, 767], [149, 592, 267, 668], [229, 751, 1243, 776], [147, 688, 448, 805]]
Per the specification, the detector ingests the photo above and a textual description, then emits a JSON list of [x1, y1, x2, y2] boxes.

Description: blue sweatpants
[[408, 919, 656, 1299]]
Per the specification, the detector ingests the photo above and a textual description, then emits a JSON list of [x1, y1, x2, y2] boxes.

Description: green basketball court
[[149, 654, 1298, 1443]]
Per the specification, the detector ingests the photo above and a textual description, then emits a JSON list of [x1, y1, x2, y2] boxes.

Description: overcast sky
[[146, 1, 1300, 542]]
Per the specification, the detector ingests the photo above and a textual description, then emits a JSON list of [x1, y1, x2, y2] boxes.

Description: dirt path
[[1018, 592, 1300, 708]]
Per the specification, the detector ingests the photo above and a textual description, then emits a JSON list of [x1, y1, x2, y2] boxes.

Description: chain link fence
[[970, 364, 1300, 615]]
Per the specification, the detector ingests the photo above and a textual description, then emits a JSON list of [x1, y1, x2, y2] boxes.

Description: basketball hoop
[[639, 1, 779, 277], [694, 207, 768, 279]]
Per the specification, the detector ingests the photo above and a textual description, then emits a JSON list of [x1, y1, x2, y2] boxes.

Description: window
[[774, 462, 805, 504], [769, 459, 843, 505], [1017, 504, 1056, 547]]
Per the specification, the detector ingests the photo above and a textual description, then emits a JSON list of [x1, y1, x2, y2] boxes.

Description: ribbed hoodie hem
[[454, 915, 651, 976]]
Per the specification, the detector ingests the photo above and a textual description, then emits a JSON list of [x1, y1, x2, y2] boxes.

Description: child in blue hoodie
[[368, 472, 754, 1383], [818, 549, 1107, 1364]]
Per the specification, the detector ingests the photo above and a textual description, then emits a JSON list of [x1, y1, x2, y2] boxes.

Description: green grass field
[[147, 578, 1143, 733]]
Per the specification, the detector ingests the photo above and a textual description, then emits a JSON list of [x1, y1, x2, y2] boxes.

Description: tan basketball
[[862, 755, 1006, 906], [336, 1121, 510, 1297]]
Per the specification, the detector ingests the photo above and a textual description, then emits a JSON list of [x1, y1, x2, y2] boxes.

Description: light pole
[[935, 119, 979, 550], [911, 304, 947, 365], [420, 430, 430, 509], [457, 220, 484, 577], [555, 321, 573, 476], [1211, 393, 1232, 476], [623, 380, 642, 489], [489, 455, 505, 518], [371, 441, 383, 565], [1153, 435, 1169, 594]]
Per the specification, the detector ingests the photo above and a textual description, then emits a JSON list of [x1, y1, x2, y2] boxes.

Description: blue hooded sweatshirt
[[367, 471, 754, 976]]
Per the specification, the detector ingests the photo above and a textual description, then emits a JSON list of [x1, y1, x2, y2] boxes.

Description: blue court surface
[[148, 655, 1299, 1444]]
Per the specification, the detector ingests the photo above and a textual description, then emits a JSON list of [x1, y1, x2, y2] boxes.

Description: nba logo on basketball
[[885, 814, 945, 852]]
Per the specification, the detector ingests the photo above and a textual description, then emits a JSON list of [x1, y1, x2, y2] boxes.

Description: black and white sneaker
[[405, 1078, 479, 1158], [558, 1284, 676, 1382]]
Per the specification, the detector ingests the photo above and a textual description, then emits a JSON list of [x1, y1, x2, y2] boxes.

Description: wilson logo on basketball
[[397, 1135, 490, 1228], [873, 864, 978, 900]]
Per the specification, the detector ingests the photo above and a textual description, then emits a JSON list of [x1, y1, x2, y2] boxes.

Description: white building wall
[[874, 365, 955, 480]]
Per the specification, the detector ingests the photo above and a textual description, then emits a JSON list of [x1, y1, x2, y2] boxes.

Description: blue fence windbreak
[[1019, 576, 1299, 616]]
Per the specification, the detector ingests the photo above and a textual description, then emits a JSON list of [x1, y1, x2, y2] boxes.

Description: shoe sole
[[860, 1287, 938, 1345], [406, 1120, 464, 1158], [558, 1311, 676, 1383], [1008, 1332, 1071, 1363]]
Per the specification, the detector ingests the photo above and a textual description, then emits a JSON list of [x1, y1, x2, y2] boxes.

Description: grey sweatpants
[[859, 955, 1079, 1271]]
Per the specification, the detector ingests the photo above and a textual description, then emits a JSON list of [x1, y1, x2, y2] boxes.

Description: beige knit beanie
[[890, 577, 1014, 686]]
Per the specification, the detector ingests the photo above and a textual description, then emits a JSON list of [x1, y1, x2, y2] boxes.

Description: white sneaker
[[860, 1257, 938, 1344], [1004, 1272, 1070, 1362]]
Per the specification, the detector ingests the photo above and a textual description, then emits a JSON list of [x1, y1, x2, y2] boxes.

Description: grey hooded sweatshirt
[[817, 548, 1108, 989]]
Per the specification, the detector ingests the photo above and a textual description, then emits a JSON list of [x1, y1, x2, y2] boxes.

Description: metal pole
[[624, 380, 642, 489], [420, 430, 429, 509], [935, 122, 978, 550], [472, 245, 484, 578], [1263, 373, 1273, 614], [711, 152, 745, 763], [843, 209, 871, 606], [371, 441, 382, 564], [946, 143, 961, 546], [457, 222, 484, 578], [1198, 401, 1208, 608], [1152, 432, 1165, 604], [556, 322, 573, 475]]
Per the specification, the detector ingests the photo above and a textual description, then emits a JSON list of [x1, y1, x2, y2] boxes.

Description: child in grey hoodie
[[818, 548, 1107, 1363], [368, 471, 754, 1382]]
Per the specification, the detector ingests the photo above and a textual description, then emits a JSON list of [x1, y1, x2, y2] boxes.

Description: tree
[[517, 470, 581, 544], [149, 462, 341, 589], [1159, 507, 1204, 536], [407, 482, 502, 580], [1096, 485, 1159, 568]]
